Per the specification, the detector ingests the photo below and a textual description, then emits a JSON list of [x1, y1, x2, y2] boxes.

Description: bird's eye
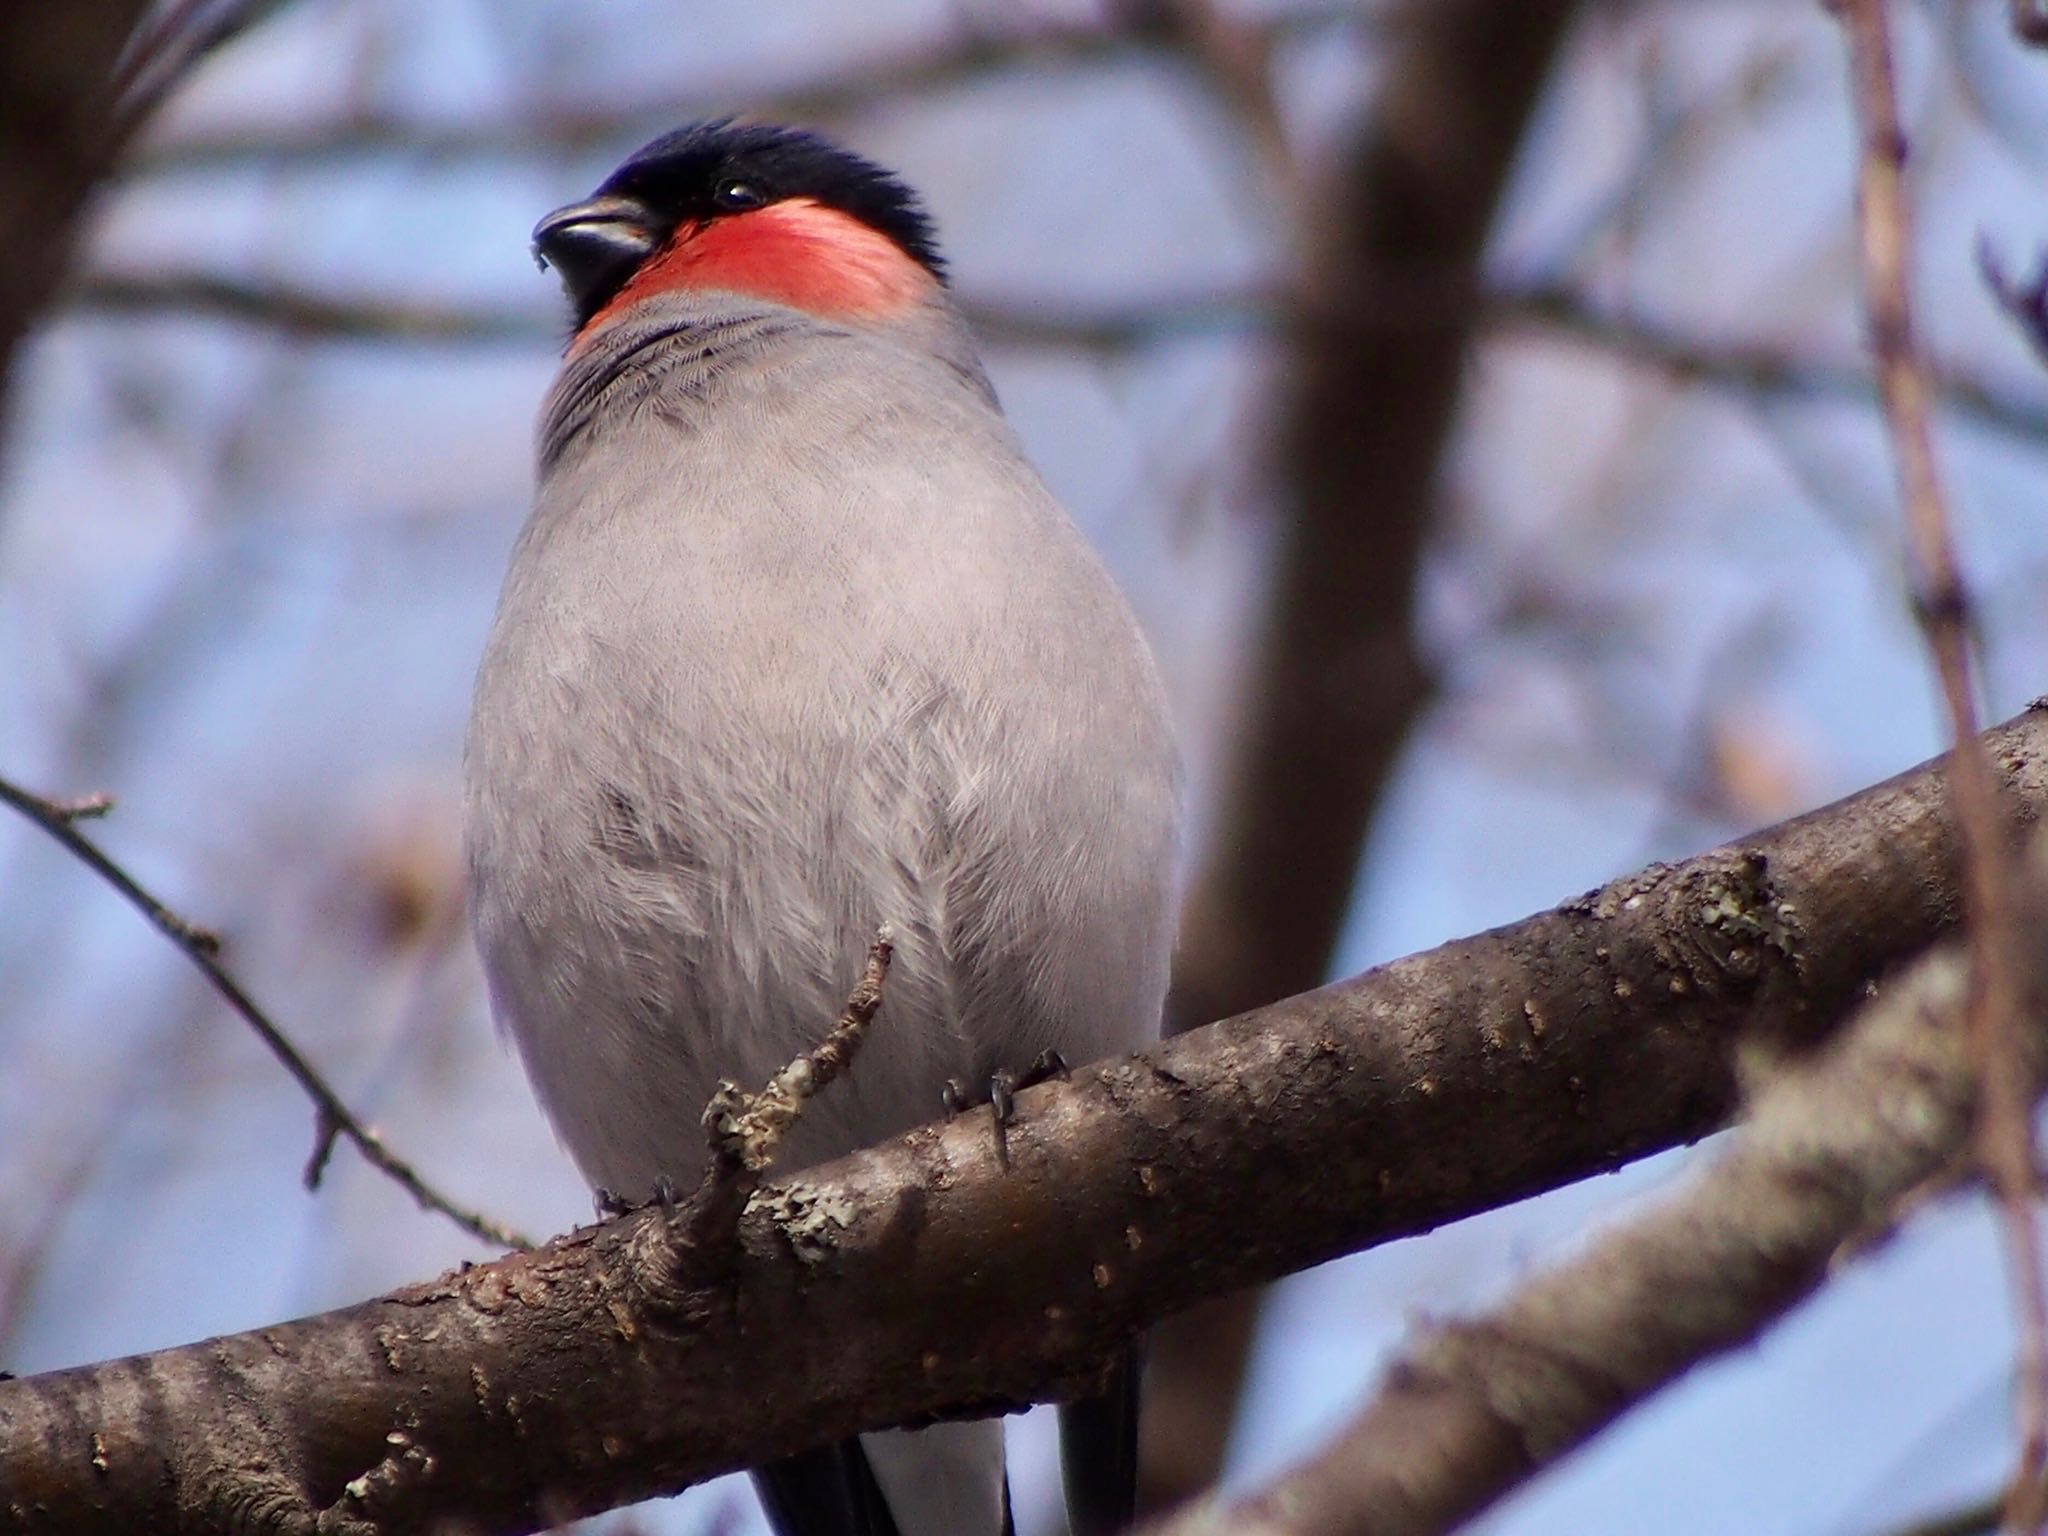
[[713, 178, 766, 211]]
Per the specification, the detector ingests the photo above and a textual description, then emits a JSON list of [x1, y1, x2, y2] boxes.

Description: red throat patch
[[581, 198, 937, 339]]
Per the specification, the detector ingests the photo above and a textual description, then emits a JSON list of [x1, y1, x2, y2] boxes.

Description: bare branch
[[68, 269, 553, 345], [2012, 0, 2048, 47], [64, 268, 1271, 353], [60, 268, 2048, 454], [1980, 238, 2048, 369], [1833, 4, 2047, 1527], [684, 929, 894, 1261], [1141, 0, 1307, 238], [1147, 877, 2033, 1536], [111, 0, 303, 141], [1883, 1492, 2015, 1536], [0, 1, 157, 453], [122, 2, 1365, 178], [5, 710, 2048, 1535], [1496, 282, 2048, 445], [0, 773, 530, 1252]]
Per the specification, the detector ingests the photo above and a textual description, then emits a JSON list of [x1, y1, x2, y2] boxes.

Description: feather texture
[[465, 282, 1178, 1536]]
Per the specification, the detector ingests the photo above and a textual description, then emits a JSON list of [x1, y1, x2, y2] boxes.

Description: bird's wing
[[1059, 1344, 1141, 1536]]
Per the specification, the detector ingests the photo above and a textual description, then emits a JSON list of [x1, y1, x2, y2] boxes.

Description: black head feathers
[[598, 120, 944, 279]]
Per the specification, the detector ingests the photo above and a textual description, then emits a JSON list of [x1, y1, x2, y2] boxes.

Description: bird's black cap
[[606, 121, 943, 276], [534, 120, 946, 327]]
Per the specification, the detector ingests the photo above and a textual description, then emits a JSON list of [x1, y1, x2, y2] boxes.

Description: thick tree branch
[[1149, 883, 2032, 1536], [5, 709, 2046, 1536]]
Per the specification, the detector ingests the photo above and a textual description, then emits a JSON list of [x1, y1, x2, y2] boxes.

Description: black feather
[[601, 119, 945, 280], [753, 1438, 903, 1536], [752, 1434, 1018, 1536], [1060, 1345, 1141, 1536]]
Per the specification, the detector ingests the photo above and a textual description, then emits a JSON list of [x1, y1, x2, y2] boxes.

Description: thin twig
[[64, 267, 1265, 352], [1498, 282, 2048, 445], [111, 0, 304, 143], [0, 773, 530, 1250], [1833, 3, 2047, 1530], [1148, 0, 1307, 244], [682, 928, 895, 1261], [1979, 238, 2048, 369], [119, 1, 1365, 177], [1882, 1488, 2014, 1536], [64, 267, 2048, 450]]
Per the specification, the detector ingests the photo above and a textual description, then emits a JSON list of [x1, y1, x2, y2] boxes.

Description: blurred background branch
[[0, 2, 156, 446], [0, 772, 527, 1249], [1142, 0, 1580, 1509]]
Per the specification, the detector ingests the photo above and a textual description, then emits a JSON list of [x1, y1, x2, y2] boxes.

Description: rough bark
[[1146, 0, 1584, 1504], [1151, 913, 2028, 1535], [2, 709, 2042, 1536]]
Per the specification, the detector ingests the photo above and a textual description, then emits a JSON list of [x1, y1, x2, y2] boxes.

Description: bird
[[462, 120, 1181, 1536]]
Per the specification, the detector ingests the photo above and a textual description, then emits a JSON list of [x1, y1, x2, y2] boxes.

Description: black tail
[[753, 1436, 1017, 1536], [754, 1439, 901, 1536], [1059, 1343, 1141, 1536]]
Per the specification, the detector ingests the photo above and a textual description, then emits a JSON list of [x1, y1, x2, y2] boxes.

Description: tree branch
[[1146, 0, 1581, 1504], [58, 270, 2048, 452], [110, 0, 303, 142], [1496, 282, 2048, 446], [120, 2, 1364, 177], [1147, 873, 2033, 1536], [1834, 3, 2047, 1525], [5, 709, 2046, 1536], [0, 2, 156, 455], [0, 773, 529, 1252]]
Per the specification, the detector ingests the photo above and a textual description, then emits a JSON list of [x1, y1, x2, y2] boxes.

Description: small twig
[[2013, 0, 2048, 46], [1979, 238, 2048, 369], [681, 928, 895, 1259], [0, 772, 530, 1251], [119, 1, 1364, 176], [1146, 0, 1307, 241], [46, 791, 116, 822], [1498, 282, 2048, 447], [1882, 1487, 2017, 1536], [1833, 4, 2048, 1530], [111, 0, 304, 143]]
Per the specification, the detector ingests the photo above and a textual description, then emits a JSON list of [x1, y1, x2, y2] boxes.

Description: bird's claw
[[595, 1177, 681, 1220], [940, 1050, 1071, 1169]]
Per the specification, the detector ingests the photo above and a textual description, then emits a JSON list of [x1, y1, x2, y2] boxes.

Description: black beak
[[532, 194, 660, 314]]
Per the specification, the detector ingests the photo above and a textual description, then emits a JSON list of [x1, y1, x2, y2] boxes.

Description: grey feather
[[464, 283, 1179, 1536]]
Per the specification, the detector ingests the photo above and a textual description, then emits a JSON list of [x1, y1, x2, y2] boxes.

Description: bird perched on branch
[[464, 120, 1181, 1536]]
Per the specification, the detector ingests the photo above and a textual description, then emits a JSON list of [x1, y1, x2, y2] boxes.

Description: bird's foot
[[592, 1175, 681, 1221], [942, 1050, 1069, 1169]]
